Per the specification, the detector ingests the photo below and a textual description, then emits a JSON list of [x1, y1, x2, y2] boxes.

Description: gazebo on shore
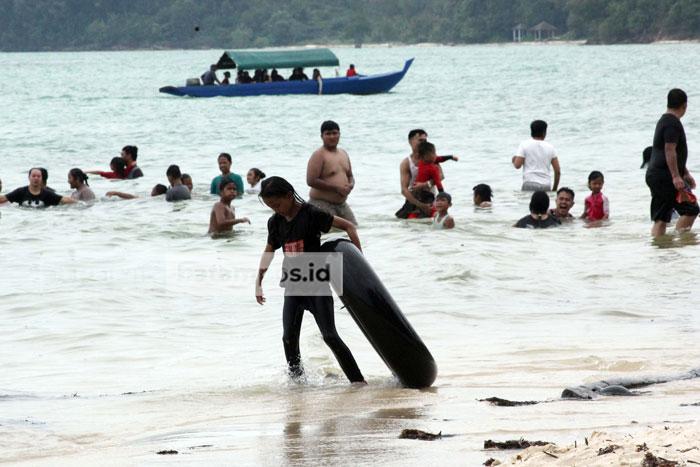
[[512, 23, 527, 42], [530, 21, 558, 41]]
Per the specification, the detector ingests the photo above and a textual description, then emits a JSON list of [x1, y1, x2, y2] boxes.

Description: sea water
[[1, 44, 699, 465]]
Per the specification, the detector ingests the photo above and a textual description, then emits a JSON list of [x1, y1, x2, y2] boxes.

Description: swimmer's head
[[472, 184, 492, 204], [218, 153, 232, 173], [166, 164, 182, 183], [151, 184, 167, 196], [259, 176, 305, 217], [68, 168, 89, 189], [530, 120, 547, 138], [529, 190, 550, 215], [247, 168, 266, 186], [182, 174, 193, 192], [28, 168, 43, 188], [121, 145, 138, 162], [110, 157, 127, 177], [219, 177, 238, 200], [588, 171, 604, 193], [556, 187, 575, 211], [417, 141, 436, 161], [435, 192, 452, 211]]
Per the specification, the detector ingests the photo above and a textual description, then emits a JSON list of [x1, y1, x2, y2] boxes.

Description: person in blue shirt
[[210, 152, 244, 196]]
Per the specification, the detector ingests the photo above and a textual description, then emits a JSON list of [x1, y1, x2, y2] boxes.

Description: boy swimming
[[432, 192, 455, 229]]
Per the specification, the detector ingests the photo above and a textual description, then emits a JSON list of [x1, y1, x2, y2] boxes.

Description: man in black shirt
[[0, 168, 76, 207], [645, 88, 697, 237]]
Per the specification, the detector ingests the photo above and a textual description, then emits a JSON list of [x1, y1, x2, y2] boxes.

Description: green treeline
[[1, 0, 698, 51]]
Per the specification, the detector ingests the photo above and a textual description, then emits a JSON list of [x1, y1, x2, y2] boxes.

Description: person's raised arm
[[551, 158, 561, 191], [332, 216, 361, 251], [665, 142, 685, 190], [256, 243, 275, 305], [399, 159, 430, 215]]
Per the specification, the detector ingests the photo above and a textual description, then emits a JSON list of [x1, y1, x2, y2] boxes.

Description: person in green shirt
[[210, 152, 244, 196]]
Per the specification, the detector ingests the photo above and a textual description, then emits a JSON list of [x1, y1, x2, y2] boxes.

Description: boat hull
[[159, 59, 413, 97]]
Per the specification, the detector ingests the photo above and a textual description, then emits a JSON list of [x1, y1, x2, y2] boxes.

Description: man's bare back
[[307, 145, 353, 204]]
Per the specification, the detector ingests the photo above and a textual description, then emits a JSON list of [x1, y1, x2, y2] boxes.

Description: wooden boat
[[159, 48, 413, 98]]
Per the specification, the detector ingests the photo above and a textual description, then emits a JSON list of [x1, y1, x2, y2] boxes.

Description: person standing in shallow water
[[0, 168, 76, 207], [306, 120, 358, 225], [646, 88, 698, 237], [514, 191, 560, 229], [512, 120, 560, 192], [68, 168, 95, 201], [256, 176, 365, 384]]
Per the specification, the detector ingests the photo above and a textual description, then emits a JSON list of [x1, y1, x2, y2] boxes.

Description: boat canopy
[[216, 48, 340, 71]]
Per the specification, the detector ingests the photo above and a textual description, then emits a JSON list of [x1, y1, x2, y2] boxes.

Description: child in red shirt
[[86, 157, 127, 179], [581, 170, 609, 221]]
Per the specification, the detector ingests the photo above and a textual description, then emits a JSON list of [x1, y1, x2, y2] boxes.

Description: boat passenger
[[201, 64, 220, 86], [253, 69, 264, 83], [346, 64, 357, 77], [262, 69, 271, 82], [68, 168, 95, 202], [87, 157, 127, 179], [246, 168, 266, 194], [236, 71, 243, 84], [271, 69, 284, 81], [221, 71, 231, 85], [312, 68, 322, 81], [0, 168, 76, 207], [242, 71, 253, 83]]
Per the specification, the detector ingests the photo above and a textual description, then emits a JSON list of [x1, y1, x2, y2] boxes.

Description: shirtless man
[[209, 178, 250, 235], [396, 129, 432, 218], [306, 120, 357, 225]]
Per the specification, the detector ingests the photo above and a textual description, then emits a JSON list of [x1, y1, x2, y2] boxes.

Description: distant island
[[1, 0, 698, 51]]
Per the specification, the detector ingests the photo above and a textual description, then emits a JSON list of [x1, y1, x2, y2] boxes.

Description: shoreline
[[2, 38, 699, 53]]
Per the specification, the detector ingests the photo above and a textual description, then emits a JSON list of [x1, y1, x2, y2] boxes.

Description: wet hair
[[218, 152, 232, 163], [122, 145, 138, 161], [28, 167, 44, 180], [152, 184, 167, 196], [588, 170, 604, 183], [436, 192, 452, 203], [248, 168, 266, 181], [641, 146, 652, 169], [668, 88, 687, 109], [417, 141, 436, 159], [529, 190, 550, 215], [166, 164, 182, 179], [556, 187, 575, 200], [530, 120, 548, 138], [69, 168, 89, 186], [219, 176, 237, 193], [182, 173, 192, 182], [259, 176, 305, 204], [110, 156, 127, 177], [408, 128, 427, 140], [472, 183, 493, 202], [320, 120, 340, 134]]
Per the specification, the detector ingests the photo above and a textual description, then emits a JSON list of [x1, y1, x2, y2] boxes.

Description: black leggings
[[282, 295, 364, 383]]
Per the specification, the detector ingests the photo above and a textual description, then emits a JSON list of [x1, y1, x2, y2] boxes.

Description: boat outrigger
[[159, 48, 413, 98]]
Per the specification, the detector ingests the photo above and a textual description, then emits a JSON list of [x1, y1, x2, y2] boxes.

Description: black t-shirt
[[648, 113, 688, 175], [267, 203, 333, 253], [515, 214, 561, 229], [5, 186, 62, 207]]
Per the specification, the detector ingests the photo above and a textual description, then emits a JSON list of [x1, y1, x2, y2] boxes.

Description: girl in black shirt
[[256, 176, 365, 383]]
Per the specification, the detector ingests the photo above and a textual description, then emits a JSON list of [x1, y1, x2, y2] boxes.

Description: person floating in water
[[472, 183, 493, 208], [208, 177, 250, 235], [106, 184, 167, 199], [0, 168, 76, 207], [432, 192, 455, 229], [68, 168, 95, 202], [581, 171, 609, 222], [514, 191, 561, 229], [255, 176, 365, 384]]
